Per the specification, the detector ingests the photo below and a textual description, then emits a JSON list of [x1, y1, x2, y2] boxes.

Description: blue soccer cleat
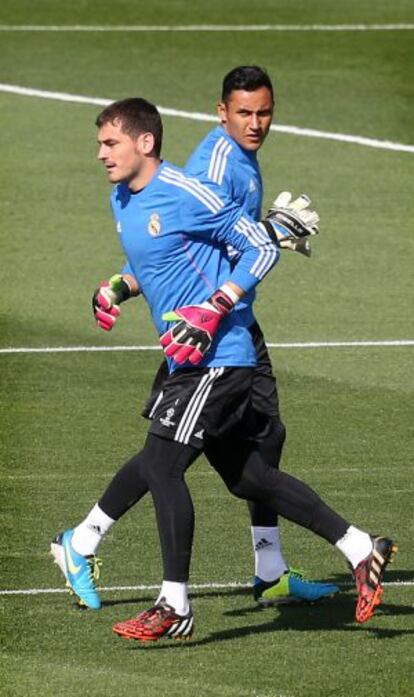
[[50, 529, 102, 610], [253, 569, 340, 606]]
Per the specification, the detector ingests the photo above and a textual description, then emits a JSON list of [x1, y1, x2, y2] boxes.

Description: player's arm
[[160, 178, 278, 365], [92, 271, 140, 331]]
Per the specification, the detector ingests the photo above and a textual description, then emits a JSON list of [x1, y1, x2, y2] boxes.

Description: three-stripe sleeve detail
[[234, 217, 279, 278], [207, 137, 232, 185], [159, 167, 225, 214]]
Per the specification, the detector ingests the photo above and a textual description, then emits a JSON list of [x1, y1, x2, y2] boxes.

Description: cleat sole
[[113, 627, 193, 643], [356, 585, 383, 624], [355, 537, 398, 624], [258, 592, 338, 607]]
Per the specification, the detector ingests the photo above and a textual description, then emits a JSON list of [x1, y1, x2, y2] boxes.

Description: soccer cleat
[[354, 536, 397, 624], [113, 599, 194, 642], [50, 529, 102, 610], [253, 569, 340, 606]]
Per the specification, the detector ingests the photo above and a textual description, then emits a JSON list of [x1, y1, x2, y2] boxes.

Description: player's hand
[[160, 289, 235, 365], [264, 191, 320, 257], [92, 274, 131, 331]]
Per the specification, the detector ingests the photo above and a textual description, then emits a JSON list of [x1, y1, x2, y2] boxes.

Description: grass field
[[1, 2, 414, 696]]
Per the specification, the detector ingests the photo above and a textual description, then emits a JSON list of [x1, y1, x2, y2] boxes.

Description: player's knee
[[226, 467, 275, 502], [258, 417, 286, 469]]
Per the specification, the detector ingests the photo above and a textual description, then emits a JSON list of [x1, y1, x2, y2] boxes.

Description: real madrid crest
[[148, 212, 161, 237]]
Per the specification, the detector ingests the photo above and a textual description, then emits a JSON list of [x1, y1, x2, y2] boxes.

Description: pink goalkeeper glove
[[92, 275, 131, 331], [160, 287, 236, 365]]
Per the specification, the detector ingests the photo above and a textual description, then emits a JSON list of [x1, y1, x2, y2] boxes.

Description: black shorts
[[148, 367, 256, 449], [142, 321, 281, 424]]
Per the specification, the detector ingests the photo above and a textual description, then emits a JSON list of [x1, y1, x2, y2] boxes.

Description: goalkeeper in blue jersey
[[139, 66, 337, 605], [51, 93, 396, 640]]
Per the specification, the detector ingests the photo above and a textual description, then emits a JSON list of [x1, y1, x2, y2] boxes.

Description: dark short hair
[[221, 66, 274, 103], [95, 98, 163, 157]]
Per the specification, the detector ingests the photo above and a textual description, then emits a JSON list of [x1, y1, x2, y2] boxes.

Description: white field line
[[0, 83, 413, 154], [1, 579, 413, 596], [0, 24, 414, 32], [1, 340, 413, 355]]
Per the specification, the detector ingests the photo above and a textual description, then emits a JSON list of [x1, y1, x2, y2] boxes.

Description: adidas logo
[[88, 524, 102, 535], [255, 537, 273, 551]]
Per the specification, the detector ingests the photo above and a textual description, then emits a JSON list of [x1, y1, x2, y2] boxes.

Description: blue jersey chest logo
[[148, 212, 161, 237]]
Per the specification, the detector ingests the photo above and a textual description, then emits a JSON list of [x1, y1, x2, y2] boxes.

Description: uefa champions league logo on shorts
[[160, 407, 175, 427]]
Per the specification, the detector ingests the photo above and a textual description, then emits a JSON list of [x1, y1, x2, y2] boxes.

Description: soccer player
[[141, 66, 338, 605], [51, 97, 396, 641]]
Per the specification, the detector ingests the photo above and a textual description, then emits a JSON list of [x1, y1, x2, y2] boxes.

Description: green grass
[[1, 2, 414, 696], [1, 353, 413, 697]]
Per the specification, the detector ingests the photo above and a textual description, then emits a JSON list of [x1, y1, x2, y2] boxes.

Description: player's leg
[[113, 366, 255, 641], [51, 449, 151, 609], [205, 432, 339, 604], [218, 439, 396, 621], [143, 356, 289, 590], [239, 322, 339, 603], [140, 434, 198, 604], [112, 432, 198, 643], [245, 322, 289, 582], [69, 357, 171, 555], [51, 360, 171, 608]]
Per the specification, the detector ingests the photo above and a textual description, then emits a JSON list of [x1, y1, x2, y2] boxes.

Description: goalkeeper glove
[[92, 274, 132, 331], [262, 191, 320, 257], [160, 286, 236, 365]]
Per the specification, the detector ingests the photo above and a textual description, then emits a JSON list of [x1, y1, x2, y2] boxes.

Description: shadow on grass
[[102, 566, 413, 609], [108, 575, 414, 651]]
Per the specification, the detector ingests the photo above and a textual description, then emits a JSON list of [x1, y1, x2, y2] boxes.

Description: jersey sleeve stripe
[[235, 217, 269, 247], [159, 172, 221, 213], [240, 217, 272, 244], [207, 138, 224, 181], [216, 142, 232, 185], [234, 217, 279, 278], [160, 167, 225, 213], [207, 138, 232, 185], [252, 245, 279, 279]]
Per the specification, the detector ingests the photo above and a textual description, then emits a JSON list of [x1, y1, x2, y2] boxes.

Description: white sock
[[251, 526, 288, 582], [71, 504, 115, 556], [156, 581, 189, 616], [335, 525, 373, 569]]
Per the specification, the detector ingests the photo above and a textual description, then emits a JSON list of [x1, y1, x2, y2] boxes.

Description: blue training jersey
[[115, 161, 279, 372], [185, 126, 264, 325]]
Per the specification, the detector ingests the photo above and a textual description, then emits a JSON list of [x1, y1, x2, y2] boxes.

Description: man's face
[[218, 87, 274, 152], [97, 119, 145, 185]]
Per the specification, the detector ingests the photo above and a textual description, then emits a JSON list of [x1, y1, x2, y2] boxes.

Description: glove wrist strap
[[259, 220, 281, 248], [109, 274, 133, 304], [209, 285, 237, 317]]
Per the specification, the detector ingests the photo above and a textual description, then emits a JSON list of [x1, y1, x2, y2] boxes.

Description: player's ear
[[138, 132, 156, 155], [217, 101, 228, 125]]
